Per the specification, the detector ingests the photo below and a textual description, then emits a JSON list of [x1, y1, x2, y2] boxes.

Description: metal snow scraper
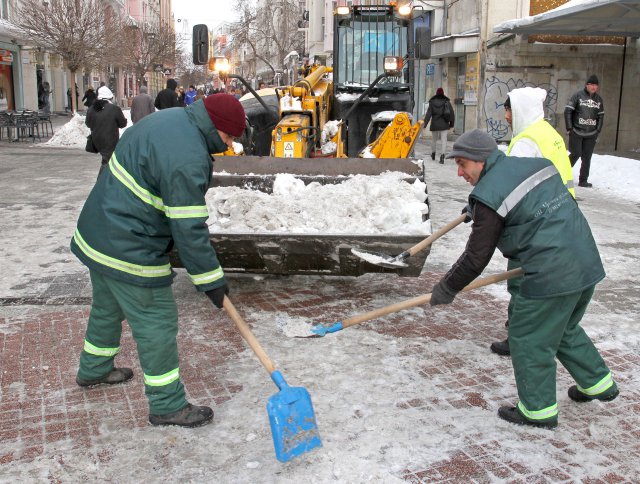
[[222, 297, 322, 462], [307, 268, 524, 337], [351, 213, 467, 268]]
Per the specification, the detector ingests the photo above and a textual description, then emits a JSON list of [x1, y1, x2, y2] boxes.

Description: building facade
[[303, 0, 638, 152]]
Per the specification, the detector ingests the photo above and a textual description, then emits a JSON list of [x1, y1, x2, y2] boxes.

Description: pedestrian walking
[[39, 82, 51, 114], [154, 78, 180, 110], [177, 86, 186, 107], [564, 75, 604, 188], [82, 86, 97, 110], [85, 86, 127, 177], [491, 86, 576, 357], [430, 129, 618, 429], [184, 85, 197, 106], [71, 94, 246, 428], [423, 87, 455, 164], [130, 85, 155, 124]]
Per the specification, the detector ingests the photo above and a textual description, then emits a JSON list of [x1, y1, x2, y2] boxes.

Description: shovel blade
[[267, 377, 322, 462], [350, 248, 409, 268]]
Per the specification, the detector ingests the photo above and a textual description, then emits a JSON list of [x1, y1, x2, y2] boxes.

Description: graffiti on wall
[[483, 76, 558, 141]]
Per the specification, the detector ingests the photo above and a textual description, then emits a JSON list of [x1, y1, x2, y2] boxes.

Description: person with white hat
[[85, 86, 127, 177]]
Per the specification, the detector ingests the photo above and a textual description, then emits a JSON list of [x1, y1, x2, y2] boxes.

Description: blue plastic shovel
[[308, 268, 524, 337], [223, 297, 322, 462]]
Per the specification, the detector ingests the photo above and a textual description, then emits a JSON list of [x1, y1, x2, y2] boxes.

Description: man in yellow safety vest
[[491, 86, 575, 357]]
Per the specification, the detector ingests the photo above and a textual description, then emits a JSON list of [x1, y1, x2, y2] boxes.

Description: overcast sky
[[172, 0, 239, 39]]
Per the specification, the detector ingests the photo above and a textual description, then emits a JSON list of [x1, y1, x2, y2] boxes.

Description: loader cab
[[332, 4, 431, 156], [334, 5, 411, 89]]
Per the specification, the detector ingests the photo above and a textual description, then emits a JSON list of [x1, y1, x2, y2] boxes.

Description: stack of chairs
[[0, 111, 16, 141], [14, 110, 40, 142]]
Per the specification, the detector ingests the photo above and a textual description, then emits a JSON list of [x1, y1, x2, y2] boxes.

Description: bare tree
[[233, 0, 305, 83], [174, 49, 209, 88], [119, 21, 180, 89], [17, 0, 122, 113]]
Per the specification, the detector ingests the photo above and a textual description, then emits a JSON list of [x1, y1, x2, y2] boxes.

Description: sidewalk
[[0, 139, 639, 482]]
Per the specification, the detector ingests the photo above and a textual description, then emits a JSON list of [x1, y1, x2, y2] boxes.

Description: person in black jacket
[[423, 88, 455, 164], [85, 86, 128, 177], [154, 78, 181, 110], [564, 75, 604, 188]]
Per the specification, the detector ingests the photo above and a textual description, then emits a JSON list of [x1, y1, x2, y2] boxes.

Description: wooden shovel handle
[[407, 213, 467, 257], [342, 268, 524, 329], [223, 296, 277, 374]]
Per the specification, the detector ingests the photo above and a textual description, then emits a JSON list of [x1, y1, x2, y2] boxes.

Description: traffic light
[[192, 24, 209, 65]]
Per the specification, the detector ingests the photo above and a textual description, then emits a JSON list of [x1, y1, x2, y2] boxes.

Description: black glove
[[430, 280, 458, 306], [205, 284, 229, 309], [461, 204, 473, 223]]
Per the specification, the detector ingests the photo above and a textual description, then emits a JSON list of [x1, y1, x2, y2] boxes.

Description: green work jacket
[[470, 150, 604, 298], [71, 101, 229, 290]]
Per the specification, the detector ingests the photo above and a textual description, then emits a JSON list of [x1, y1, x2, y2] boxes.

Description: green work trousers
[[506, 258, 521, 323], [78, 270, 187, 415], [509, 285, 616, 422]]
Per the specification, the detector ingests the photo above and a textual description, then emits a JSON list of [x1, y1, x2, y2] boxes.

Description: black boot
[[498, 406, 557, 429], [76, 368, 134, 387], [578, 181, 593, 188], [490, 338, 510, 356], [431, 152, 435, 161], [439, 154, 445, 164], [568, 385, 619, 402], [149, 403, 214, 428]]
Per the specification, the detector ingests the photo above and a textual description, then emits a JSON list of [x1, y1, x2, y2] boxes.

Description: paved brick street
[[1, 131, 639, 482]]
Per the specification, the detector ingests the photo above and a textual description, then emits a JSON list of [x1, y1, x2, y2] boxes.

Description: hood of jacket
[[509, 87, 546, 136], [429, 93, 450, 103]]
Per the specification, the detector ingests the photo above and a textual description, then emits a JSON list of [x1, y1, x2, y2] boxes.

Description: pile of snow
[[45, 113, 90, 148], [320, 120, 341, 155], [279, 94, 303, 112], [206, 172, 430, 235], [45, 109, 132, 148]]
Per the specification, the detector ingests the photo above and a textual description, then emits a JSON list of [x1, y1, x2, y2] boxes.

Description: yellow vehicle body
[[365, 113, 424, 159]]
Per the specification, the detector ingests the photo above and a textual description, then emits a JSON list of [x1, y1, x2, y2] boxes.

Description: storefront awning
[[494, 0, 640, 37]]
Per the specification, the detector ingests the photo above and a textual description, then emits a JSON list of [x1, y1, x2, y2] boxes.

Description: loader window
[[336, 15, 409, 89]]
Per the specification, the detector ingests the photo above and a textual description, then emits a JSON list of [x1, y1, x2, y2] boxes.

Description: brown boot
[[76, 368, 133, 387], [490, 338, 510, 356], [149, 403, 214, 428]]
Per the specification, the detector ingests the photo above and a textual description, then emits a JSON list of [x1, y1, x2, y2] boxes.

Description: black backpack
[[442, 101, 452, 123]]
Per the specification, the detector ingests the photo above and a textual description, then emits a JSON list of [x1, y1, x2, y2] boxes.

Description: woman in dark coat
[[85, 86, 127, 177], [423, 87, 455, 163], [82, 87, 97, 109]]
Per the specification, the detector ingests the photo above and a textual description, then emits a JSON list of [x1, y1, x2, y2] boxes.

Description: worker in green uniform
[[430, 129, 618, 428], [71, 93, 246, 428], [491, 86, 575, 357]]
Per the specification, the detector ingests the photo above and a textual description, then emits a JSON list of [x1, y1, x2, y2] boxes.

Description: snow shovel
[[351, 213, 467, 268], [308, 268, 524, 337], [223, 297, 322, 462]]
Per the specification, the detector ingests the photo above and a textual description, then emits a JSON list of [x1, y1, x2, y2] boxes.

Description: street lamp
[[145, 32, 157, 96]]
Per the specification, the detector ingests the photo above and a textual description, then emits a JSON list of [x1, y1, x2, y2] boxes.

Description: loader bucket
[[169, 156, 432, 277]]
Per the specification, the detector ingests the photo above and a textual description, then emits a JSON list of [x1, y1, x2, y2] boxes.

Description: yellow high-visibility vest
[[508, 119, 575, 198]]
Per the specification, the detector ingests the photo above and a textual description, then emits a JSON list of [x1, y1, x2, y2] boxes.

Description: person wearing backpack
[[423, 88, 455, 164]]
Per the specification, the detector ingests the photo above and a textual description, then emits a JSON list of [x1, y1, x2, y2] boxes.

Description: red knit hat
[[203, 93, 246, 137], [436, 87, 445, 96]]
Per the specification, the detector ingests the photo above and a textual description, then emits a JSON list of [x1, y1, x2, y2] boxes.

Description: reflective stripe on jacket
[[508, 119, 575, 198], [71, 101, 229, 290]]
